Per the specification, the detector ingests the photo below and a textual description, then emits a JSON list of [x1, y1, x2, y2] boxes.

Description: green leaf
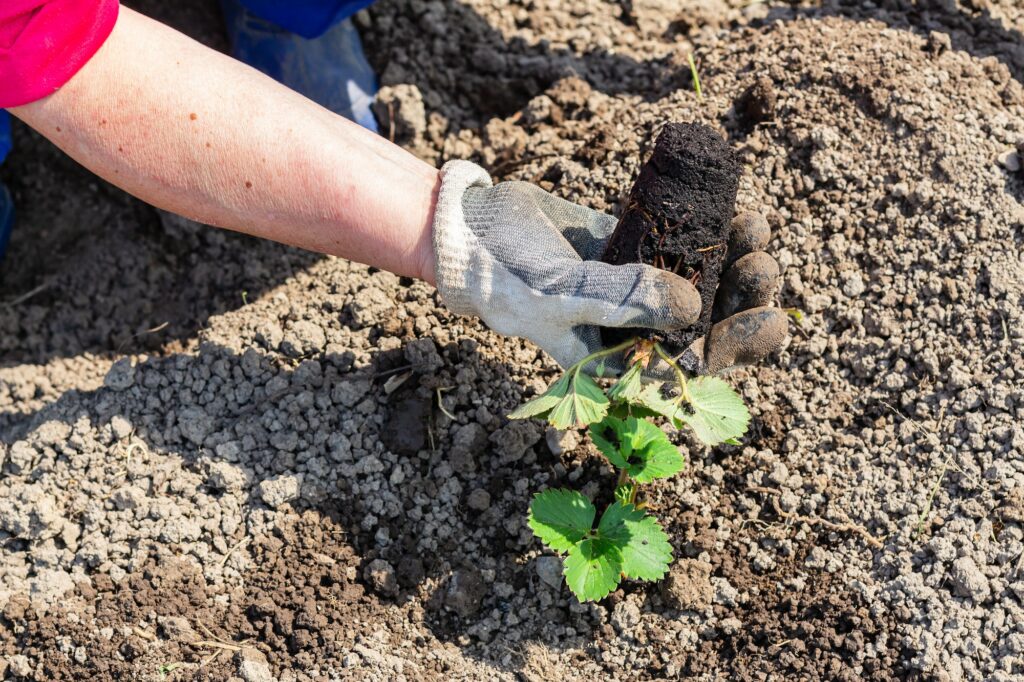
[[681, 376, 750, 446], [509, 373, 571, 421], [636, 384, 685, 429], [596, 499, 645, 543], [528, 489, 595, 552], [548, 372, 610, 429], [596, 503, 673, 581], [563, 538, 622, 601], [588, 418, 631, 469], [590, 417, 683, 483], [626, 419, 685, 483], [618, 514, 673, 581], [607, 362, 643, 404]]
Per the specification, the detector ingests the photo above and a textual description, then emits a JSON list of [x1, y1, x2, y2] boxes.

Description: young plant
[[510, 339, 748, 601]]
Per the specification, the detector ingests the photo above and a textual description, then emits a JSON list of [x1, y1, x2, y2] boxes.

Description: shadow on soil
[[1, 336, 906, 679]]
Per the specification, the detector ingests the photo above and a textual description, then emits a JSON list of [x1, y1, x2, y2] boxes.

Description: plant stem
[[688, 52, 704, 102], [571, 338, 639, 379], [653, 343, 691, 402]]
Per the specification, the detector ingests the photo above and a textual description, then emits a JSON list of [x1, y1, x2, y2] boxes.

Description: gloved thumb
[[565, 260, 702, 332]]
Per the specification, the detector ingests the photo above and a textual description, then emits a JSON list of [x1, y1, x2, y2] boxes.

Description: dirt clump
[[600, 122, 741, 352]]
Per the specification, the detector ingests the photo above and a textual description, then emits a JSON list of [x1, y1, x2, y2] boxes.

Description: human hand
[[431, 161, 785, 373], [675, 211, 788, 376]]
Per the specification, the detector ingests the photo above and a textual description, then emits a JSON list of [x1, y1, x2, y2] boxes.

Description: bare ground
[[2, 1, 1023, 680]]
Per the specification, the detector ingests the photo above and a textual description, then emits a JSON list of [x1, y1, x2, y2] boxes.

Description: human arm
[[7, 6, 440, 282], [4, 4, 783, 371]]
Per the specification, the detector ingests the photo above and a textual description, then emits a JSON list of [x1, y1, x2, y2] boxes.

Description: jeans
[[0, 111, 11, 166], [238, 0, 374, 39]]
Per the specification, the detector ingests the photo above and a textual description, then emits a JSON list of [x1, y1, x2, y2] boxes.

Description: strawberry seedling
[[510, 338, 748, 601]]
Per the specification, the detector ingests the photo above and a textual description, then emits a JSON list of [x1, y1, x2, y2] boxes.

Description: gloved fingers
[[566, 261, 702, 332], [682, 306, 788, 375], [726, 211, 771, 266], [712, 251, 781, 322], [510, 181, 618, 260]]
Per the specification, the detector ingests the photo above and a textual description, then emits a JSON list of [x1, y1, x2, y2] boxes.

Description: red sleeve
[[0, 0, 119, 108]]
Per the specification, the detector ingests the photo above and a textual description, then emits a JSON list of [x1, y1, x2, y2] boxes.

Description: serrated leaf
[[618, 514, 672, 580], [636, 384, 685, 429], [564, 538, 622, 601], [596, 500, 646, 543], [681, 376, 750, 446], [595, 503, 673, 581], [548, 372, 610, 429], [589, 417, 683, 482], [528, 489, 595, 552], [588, 418, 630, 469], [508, 373, 572, 421], [607, 362, 643, 404], [626, 419, 685, 483]]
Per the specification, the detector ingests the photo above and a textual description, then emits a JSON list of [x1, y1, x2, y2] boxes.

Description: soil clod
[[601, 122, 741, 353]]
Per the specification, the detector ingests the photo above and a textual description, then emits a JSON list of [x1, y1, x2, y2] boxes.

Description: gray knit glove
[[431, 160, 786, 373]]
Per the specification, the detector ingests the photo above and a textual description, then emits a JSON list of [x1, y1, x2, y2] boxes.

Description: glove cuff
[[432, 160, 493, 316]]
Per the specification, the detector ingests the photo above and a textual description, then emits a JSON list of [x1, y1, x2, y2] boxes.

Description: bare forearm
[[8, 7, 439, 282]]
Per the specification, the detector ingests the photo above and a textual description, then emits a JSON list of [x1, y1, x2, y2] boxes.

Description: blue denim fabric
[[0, 111, 13, 262], [221, 0, 379, 132], [0, 111, 11, 165], [238, 0, 374, 39]]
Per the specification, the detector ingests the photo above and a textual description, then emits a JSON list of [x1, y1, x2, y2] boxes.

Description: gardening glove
[[432, 160, 702, 369], [677, 212, 789, 375], [431, 160, 786, 374]]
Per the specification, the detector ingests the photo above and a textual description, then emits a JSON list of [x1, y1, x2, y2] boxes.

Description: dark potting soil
[[601, 122, 740, 354]]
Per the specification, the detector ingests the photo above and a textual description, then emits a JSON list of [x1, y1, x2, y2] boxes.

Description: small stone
[[208, 461, 248, 493], [735, 76, 777, 129], [610, 600, 642, 633], [158, 615, 196, 642], [711, 577, 740, 607], [840, 271, 865, 297], [364, 559, 399, 597], [280, 320, 326, 357], [178, 407, 214, 446], [235, 648, 273, 682], [404, 337, 444, 373], [449, 422, 489, 473], [545, 427, 579, 456], [443, 567, 486, 617], [926, 30, 951, 55], [661, 559, 714, 610], [535, 555, 563, 590], [372, 84, 427, 145], [949, 557, 991, 602], [257, 474, 303, 508], [8, 655, 31, 677], [103, 358, 135, 391], [490, 421, 542, 463], [466, 488, 491, 511], [998, 150, 1021, 173], [109, 415, 133, 441]]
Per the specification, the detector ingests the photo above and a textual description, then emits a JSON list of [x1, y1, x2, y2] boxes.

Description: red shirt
[[0, 0, 119, 108]]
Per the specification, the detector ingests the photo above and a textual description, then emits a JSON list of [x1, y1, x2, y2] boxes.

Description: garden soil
[[600, 122, 740, 353], [2, 0, 1023, 680]]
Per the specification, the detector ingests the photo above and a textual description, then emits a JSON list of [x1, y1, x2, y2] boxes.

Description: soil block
[[601, 122, 741, 354]]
